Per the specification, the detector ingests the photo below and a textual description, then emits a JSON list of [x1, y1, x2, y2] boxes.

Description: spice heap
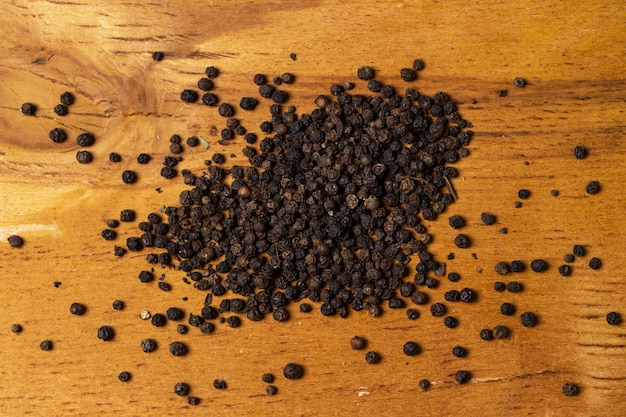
[[123, 63, 472, 323]]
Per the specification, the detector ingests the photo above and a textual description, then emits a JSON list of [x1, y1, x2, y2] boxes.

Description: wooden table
[[1, 1, 624, 415]]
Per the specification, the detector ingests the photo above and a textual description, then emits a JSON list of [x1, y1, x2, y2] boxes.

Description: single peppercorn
[[271, 90, 289, 104], [49, 128, 67, 143], [152, 51, 164, 61], [573, 245, 586, 257], [400, 68, 417, 82], [180, 89, 198, 103], [76, 132, 95, 147], [562, 382, 579, 396], [510, 260, 525, 273], [121, 170, 137, 184], [106, 219, 119, 228], [205, 66, 219, 78], [447, 272, 461, 282], [495, 262, 510, 275], [76, 151, 92, 164], [412, 59, 425, 71], [558, 265, 572, 276], [201, 93, 218, 106], [460, 288, 475, 303], [253, 73, 267, 85], [479, 328, 494, 341], [403, 341, 420, 356], [444, 316, 458, 328], [448, 215, 466, 229], [357, 66, 375, 80], [518, 189, 530, 199], [280, 72, 295, 84], [20, 103, 36, 116], [138, 271, 153, 283], [418, 379, 430, 390], [136, 153, 150, 164], [151, 313, 167, 327], [177, 324, 188, 334], [430, 303, 446, 317], [520, 312, 538, 327], [141, 339, 157, 353], [493, 325, 509, 339], [54, 104, 68, 116], [70, 303, 87, 316], [585, 181, 601, 195], [365, 351, 381, 364], [113, 246, 126, 257], [453, 234, 471, 248], [589, 257, 602, 270], [452, 346, 467, 358], [197, 78, 214, 91], [563, 254, 575, 263], [174, 382, 190, 396], [606, 312, 622, 325], [112, 300, 124, 310], [500, 302, 516, 316], [118, 371, 132, 382], [406, 309, 419, 320], [507, 281, 523, 293], [169, 341, 188, 357], [213, 379, 227, 390], [454, 370, 471, 384], [200, 322, 214, 334], [283, 363, 304, 379], [262, 373, 275, 383], [60, 92, 75, 106], [299, 303, 312, 313], [109, 152, 121, 163], [574, 146, 588, 160], [240, 97, 258, 110], [351, 336, 367, 350], [513, 77, 526, 87], [530, 259, 548, 273], [7, 235, 24, 248], [120, 209, 135, 222], [499, 90, 508, 97], [551, 189, 560, 197], [218, 103, 235, 117], [494, 282, 506, 292], [265, 385, 278, 396], [101, 229, 116, 240], [40, 340, 53, 351], [11, 324, 23, 333], [97, 326, 114, 341], [481, 212, 496, 225]]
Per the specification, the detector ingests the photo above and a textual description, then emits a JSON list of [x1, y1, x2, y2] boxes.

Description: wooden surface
[[0, 0, 625, 416]]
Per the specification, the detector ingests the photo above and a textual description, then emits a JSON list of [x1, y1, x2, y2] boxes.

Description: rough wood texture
[[0, 1, 625, 416]]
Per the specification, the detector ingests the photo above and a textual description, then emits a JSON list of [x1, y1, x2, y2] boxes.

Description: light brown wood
[[0, 0, 625, 415]]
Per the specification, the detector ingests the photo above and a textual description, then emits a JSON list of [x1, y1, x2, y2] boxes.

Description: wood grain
[[0, 1, 625, 416]]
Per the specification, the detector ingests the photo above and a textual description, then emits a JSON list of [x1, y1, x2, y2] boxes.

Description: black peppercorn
[[120, 210, 135, 222], [606, 312, 622, 325], [21, 103, 36, 116], [7, 235, 24, 248], [200, 322, 214, 334], [197, 78, 214, 91], [174, 382, 189, 396], [187, 396, 200, 405], [54, 104, 68, 116], [118, 371, 132, 382], [97, 325, 114, 341], [60, 92, 74, 106], [412, 59, 425, 71], [481, 212, 496, 225], [444, 316, 458, 328], [558, 265, 572, 276], [218, 103, 235, 117], [452, 346, 467, 357], [151, 313, 167, 327], [406, 309, 419, 320], [101, 229, 116, 240], [513, 77, 526, 87], [76, 132, 95, 147], [169, 341, 188, 356], [403, 341, 420, 356], [562, 382, 579, 396], [499, 90, 508, 97], [518, 189, 530, 199], [138, 270, 153, 283], [40, 340, 53, 351], [510, 260, 525, 273], [500, 303, 516, 316], [106, 219, 119, 228], [49, 128, 67, 143], [113, 246, 126, 257], [180, 89, 198, 103], [418, 379, 430, 390], [495, 262, 510, 275], [453, 234, 471, 248], [494, 282, 506, 292], [201, 93, 218, 106], [493, 325, 509, 339], [112, 300, 124, 310], [447, 272, 461, 282], [588, 257, 602, 270], [507, 281, 523, 293], [213, 379, 227, 389], [253, 73, 267, 85], [265, 386, 278, 395], [479, 328, 493, 341], [460, 288, 475, 303], [400, 68, 417, 82], [109, 152, 121, 163], [448, 215, 466, 229], [454, 370, 471, 384], [141, 339, 157, 353], [585, 181, 601, 195], [177, 324, 188, 334], [348, 336, 366, 350], [564, 253, 575, 263], [121, 170, 137, 184], [205, 66, 219, 78], [152, 51, 164, 61], [262, 373, 274, 383], [11, 324, 23, 333], [520, 311, 538, 327], [283, 363, 304, 379], [574, 146, 587, 160], [240, 97, 258, 110], [299, 303, 312, 313], [76, 151, 92, 164], [281, 72, 295, 84], [271, 90, 289, 104], [573, 245, 586, 257], [136, 153, 150, 164], [530, 259, 548, 273], [430, 303, 446, 317], [365, 351, 381, 364], [70, 303, 87, 316], [357, 66, 375, 80]]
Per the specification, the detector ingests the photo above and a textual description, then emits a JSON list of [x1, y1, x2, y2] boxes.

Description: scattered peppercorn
[[205, 66, 219, 78], [520, 312, 538, 327], [481, 212, 496, 225], [585, 181, 601, 195], [40, 340, 53, 351], [118, 371, 132, 382], [444, 316, 458, 328], [494, 282, 506, 292], [418, 379, 430, 390], [76, 151, 93, 164], [518, 189, 530, 199], [180, 89, 198, 103], [563, 254, 575, 263], [49, 128, 67, 143], [499, 90, 508, 97], [283, 363, 304, 379], [606, 312, 622, 325], [507, 281, 523, 293], [70, 303, 87, 316], [152, 51, 164, 61], [54, 104, 68, 116], [186, 396, 200, 405], [513, 77, 526, 87], [430, 303, 446, 317], [493, 325, 509, 339], [365, 351, 381, 364], [7, 235, 24, 248], [530, 259, 548, 273], [97, 326, 114, 341], [454, 234, 471, 248], [495, 262, 510, 275], [558, 265, 572, 277], [500, 302, 516, 316], [479, 328, 494, 341], [403, 341, 420, 356], [121, 170, 137, 184], [562, 382, 579, 396], [265, 385, 278, 395], [452, 346, 467, 357], [112, 300, 124, 310], [213, 379, 226, 389], [574, 146, 587, 160], [20, 103, 36, 115], [169, 341, 188, 357], [141, 339, 157, 353], [454, 370, 471, 384], [11, 324, 23, 333], [573, 245, 586, 257], [109, 152, 122, 163], [588, 257, 602, 270], [448, 215, 466, 229], [400, 68, 416, 82], [60, 92, 75, 106]]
